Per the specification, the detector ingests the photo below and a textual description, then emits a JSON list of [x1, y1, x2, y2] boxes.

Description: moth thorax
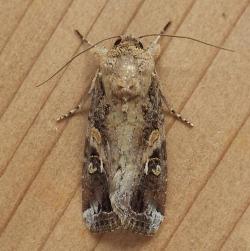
[[112, 55, 141, 100]]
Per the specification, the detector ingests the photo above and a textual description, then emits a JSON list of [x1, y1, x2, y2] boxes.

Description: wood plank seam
[[0, 0, 34, 55], [1, 1, 248, 249], [0, 0, 111, 178], [92, 1, 205, 248], [123, 0, 147, 30], [165, 1, 250, 133], [94, 1, 244, 249], [163, 111, 250, 250], [0, 0, 111, 235], [156, 0, 197, 63], [0, 0, 149, 240], [0, 0, 77, 177], [91, 2, 250, 250], [37, 181, 81, 251], [53, 0, 250, 249], [0, 124, 66, 238], [93, 5, 249, 249], [0, 0, 148, 199], [0, 0, 75, 123], [36, 1, 150, 248], [0, 0, 191, 178], [218, 200, 250, 250]]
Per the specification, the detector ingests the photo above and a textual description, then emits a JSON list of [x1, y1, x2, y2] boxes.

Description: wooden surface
[[0, 0, 250, 250]]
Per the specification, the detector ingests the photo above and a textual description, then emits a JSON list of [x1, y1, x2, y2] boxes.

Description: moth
[[39, 23, 232, 235]]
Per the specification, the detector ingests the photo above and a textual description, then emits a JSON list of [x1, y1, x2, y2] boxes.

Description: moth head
[[100, 35, 155, 101], [112, 35, 144, 50]]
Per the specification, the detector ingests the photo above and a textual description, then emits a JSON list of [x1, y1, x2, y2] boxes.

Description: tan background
[[0, 0, 250, 250]]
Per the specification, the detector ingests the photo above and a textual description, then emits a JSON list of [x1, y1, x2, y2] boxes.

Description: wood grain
[[0, 0, 249, 250]]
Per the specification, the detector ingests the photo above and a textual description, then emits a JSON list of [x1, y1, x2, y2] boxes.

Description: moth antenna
[[152, 21, 172, 45], [163, 22, 172, 32], [139, 33, 234, 52], [36, 35, 120, 87]]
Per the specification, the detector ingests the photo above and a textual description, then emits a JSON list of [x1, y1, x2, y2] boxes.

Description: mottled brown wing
[[125, 74, 167, 235], [82, 72, 121, 232]]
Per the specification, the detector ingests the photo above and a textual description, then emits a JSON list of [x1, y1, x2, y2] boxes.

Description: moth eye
[[114, 38, 122, 46]]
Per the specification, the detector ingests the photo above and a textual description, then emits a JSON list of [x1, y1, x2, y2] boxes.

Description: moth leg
[[56, 68, 101, 122], [88, 70, 99, 94], [169, 108, 194, 127], [161, 94, 194, 127], [56, 102, 83, 122]]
